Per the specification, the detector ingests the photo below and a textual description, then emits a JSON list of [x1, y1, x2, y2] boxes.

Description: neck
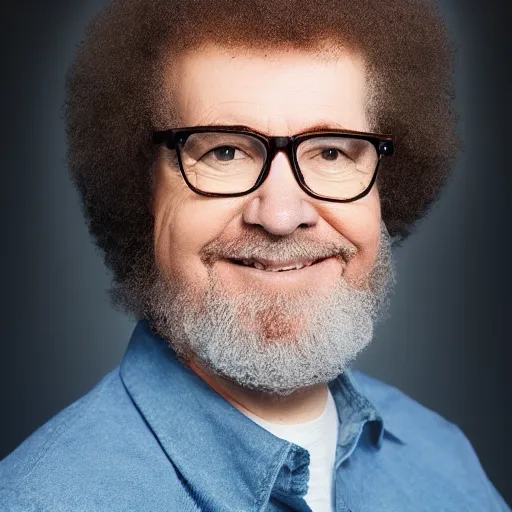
[[187, 358, 329, 424]]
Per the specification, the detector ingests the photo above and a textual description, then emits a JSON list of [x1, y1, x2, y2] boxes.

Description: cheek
[[326, 190, 381, 284], [155, 192, 238, 283]]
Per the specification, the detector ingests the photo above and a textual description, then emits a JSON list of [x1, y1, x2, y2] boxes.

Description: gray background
[[1, 0, 511, 506]]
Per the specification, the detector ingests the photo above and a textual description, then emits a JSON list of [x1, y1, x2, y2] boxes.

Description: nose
[[242, 151, 319, 236]]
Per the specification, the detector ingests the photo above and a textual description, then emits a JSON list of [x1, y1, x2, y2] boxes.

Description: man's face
[[148, 44, 395, 396]]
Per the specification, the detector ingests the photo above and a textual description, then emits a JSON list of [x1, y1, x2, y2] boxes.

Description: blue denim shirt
[[1, 320, 509, 511]]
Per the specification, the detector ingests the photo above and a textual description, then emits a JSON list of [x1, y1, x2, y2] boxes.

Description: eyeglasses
[[152, 125, 394, 203]]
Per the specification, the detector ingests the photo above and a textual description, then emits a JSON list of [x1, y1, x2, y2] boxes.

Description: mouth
[[217, 256, 344, 290], [229, 258, 328, 272]]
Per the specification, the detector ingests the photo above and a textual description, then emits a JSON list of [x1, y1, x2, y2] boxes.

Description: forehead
[[166, 44, 370, 135]]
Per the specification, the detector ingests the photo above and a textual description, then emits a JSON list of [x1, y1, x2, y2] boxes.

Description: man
[[0, 0, 509, 510]]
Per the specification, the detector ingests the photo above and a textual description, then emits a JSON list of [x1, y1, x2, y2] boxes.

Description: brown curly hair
[[64, 0, 460, 318]]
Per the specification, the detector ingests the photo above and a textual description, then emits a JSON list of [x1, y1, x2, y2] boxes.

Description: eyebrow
[[298, 122, 348, 134], [198, 122, 349, 136]]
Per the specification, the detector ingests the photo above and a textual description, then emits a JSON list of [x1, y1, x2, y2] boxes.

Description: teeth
[[239, 260, 312, 271], [269, 264, 305, 272]]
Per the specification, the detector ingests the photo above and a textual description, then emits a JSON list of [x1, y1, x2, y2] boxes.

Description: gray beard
[[145, 220, 396, 397]]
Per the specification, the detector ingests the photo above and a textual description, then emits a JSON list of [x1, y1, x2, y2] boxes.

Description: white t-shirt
[[241, 388, 339, 512]]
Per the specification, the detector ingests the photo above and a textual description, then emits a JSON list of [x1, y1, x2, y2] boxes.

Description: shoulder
[[1, 369, 131, 482], [350, 369, 510, 511], [0, 369, 197, 512], [350, 368, 457, 439]]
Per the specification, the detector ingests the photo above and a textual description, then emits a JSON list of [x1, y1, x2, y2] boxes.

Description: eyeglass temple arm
[[153, 131, 175, 148]]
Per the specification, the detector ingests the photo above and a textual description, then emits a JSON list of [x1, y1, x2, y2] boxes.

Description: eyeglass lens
[[178, 131, 378, 200]]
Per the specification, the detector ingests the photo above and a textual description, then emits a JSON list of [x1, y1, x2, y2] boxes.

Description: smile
[[230, 258, 325, 272], [222, 257, 343, 286]]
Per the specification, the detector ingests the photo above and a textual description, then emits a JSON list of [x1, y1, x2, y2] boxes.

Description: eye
[[212, 146, 235, 161], [207, 146, 247, 162], [320, 148, 342, 161]]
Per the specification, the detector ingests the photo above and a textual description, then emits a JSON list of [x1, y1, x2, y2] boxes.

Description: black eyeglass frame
[[153, 125, 394, 203]]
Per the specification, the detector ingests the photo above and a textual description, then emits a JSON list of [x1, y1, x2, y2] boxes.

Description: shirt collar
[[330, 365, 408, 452], [344, 368, 411, 447], [120, 320, 405, 510]]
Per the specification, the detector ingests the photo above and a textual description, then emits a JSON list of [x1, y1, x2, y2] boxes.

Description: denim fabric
[[1, 320, 509, 511]]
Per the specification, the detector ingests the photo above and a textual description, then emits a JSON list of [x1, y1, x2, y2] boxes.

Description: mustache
[[200, 231, 358, 265]]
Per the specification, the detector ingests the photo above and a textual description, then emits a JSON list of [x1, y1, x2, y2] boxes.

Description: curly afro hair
[[64, 0, 460, 319]]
